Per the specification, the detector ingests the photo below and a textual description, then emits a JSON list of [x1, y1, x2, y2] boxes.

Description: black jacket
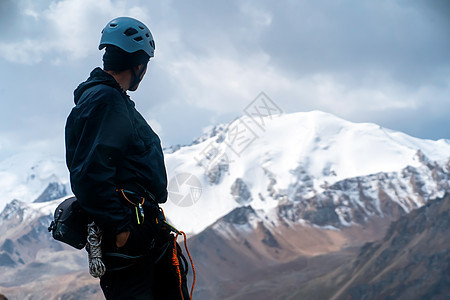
[[65, 68, 168, 239]]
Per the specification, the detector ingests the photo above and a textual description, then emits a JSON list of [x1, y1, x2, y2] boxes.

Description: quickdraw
[[116, 188, 145, 224]]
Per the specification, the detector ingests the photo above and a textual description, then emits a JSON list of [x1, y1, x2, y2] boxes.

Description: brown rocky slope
[[197, 193, 449, 300]]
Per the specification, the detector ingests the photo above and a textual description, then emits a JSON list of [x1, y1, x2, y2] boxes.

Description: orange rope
[[160, 208, 196, 299], [172, 233, 184, 300], [181, 231, 196, 300]]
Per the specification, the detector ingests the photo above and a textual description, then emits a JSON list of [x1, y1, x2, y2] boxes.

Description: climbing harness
[[64, 188, 196, 299]]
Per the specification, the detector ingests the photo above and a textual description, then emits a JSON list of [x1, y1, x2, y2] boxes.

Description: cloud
[[0, 0, 149, 64], [166, 0, 450, 139], [161, 50, 448, 118], [0, 0, 449, 162], [245, 1, 450, 87]]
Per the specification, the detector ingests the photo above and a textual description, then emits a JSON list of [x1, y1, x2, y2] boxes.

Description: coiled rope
[[87, 222, 106, 278]]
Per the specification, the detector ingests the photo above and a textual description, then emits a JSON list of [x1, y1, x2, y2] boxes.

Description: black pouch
[[48, 196, 90, 250]]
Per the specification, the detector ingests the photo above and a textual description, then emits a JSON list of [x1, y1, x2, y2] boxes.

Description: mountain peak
[[163, 110, 450, 233], [0, 199, 26, 221], [0, 153, 69, 212]]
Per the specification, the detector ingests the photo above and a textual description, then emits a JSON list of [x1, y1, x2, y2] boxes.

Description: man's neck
[[104, 69, 132, 91]]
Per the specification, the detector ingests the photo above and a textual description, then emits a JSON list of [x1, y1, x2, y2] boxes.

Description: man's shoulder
[[78, 83, 126, 108], [87, 82, 122, 98]]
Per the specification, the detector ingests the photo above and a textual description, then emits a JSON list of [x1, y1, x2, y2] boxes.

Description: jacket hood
[[73, 67, 125, 104]]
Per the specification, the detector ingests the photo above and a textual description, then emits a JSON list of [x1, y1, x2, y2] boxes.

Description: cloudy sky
[[0, 0, 449, 161]]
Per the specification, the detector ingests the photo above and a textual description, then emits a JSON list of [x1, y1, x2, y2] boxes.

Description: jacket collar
[[73, 67, 130, 105]]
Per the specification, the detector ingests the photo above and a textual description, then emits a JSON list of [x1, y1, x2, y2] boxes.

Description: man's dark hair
[[103, 45, 150, 72]]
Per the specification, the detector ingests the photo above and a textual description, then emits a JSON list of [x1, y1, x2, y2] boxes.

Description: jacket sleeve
[[67, 88, 133, 238]]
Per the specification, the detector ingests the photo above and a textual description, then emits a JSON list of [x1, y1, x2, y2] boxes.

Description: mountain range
[[0, 110, 448, 299], [206, 193, 450, 300]]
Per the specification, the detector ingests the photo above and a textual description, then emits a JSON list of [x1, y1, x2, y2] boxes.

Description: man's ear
[[132, 65, 140, 73], [135, 64, 147, 73]]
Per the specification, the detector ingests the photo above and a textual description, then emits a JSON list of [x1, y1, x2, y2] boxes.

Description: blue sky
[[0, 0, 449, 161]]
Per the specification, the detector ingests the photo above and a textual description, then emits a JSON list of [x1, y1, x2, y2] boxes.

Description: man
[[65, 17, 189, 299]]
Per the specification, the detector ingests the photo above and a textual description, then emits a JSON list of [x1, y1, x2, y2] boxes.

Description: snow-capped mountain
[[162, 110, 450, 233], [1, 110, 449, 299], [0, 152, 70, 212], [161, 111, 450, 299], [1, 110, 448, 235]]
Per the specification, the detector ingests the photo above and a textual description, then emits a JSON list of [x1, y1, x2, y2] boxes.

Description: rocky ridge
[[199, 193, 450, 300]]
